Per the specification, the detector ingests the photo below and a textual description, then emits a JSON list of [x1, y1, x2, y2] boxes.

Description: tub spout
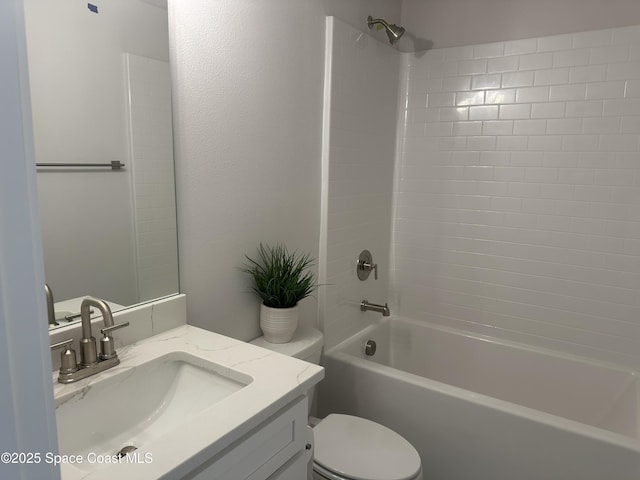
[[360, 300, 390, 316]]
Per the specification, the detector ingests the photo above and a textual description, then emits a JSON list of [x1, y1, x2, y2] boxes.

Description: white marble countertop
[[52, 325, 324, 479]]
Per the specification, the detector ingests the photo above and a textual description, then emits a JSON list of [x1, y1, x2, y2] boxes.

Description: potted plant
[[241, 243, 317, 343]]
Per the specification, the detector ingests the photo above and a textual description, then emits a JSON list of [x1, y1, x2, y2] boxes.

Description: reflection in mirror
[[24, 0, 179, 329]]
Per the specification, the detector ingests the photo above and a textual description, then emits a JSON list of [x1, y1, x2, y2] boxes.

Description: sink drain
[[116, 445, 138, 459]]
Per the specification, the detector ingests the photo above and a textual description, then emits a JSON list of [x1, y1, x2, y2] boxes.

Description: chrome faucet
[[45, 283, 58, 327], [50, 297, 129, 383], [360, 300, 390, 316]]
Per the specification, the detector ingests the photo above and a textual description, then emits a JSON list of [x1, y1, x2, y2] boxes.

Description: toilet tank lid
[[249, 327, 324, 360]]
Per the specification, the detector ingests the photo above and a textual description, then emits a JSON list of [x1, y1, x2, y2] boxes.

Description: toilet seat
[[313, 414, 422, 480]]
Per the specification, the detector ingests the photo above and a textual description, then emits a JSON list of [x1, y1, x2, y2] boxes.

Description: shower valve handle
[[361, 262, 378, 280], [357, 250, 378, 281]]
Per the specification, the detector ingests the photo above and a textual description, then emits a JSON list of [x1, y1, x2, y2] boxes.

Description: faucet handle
[[99, 321, 130, 360], [50, 339, 79, 375], [357, 250, 378, 281]]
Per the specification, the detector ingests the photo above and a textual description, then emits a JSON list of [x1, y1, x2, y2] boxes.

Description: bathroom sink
[[55, 352, 252, 470]]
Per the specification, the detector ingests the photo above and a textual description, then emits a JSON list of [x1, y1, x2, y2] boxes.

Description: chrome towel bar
[[36, 160, 125, 170]]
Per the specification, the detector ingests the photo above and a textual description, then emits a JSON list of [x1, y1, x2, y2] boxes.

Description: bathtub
[[317, 317, 640, 480]]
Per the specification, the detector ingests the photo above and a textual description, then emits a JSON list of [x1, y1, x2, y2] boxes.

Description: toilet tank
[[250, 327, 324, 364]]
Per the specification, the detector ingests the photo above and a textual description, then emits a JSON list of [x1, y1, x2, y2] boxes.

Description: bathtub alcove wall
[[316, 15, 640, 480]]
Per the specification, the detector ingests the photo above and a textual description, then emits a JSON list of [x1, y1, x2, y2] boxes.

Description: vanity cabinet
[[186, 396, 308, 480]]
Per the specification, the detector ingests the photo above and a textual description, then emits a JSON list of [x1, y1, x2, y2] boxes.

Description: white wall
[[394, 25, 640, 369], [170, 0, 401, 341], [321, 17, 400, 349], [0, 0, 59, 476], [401, 0, 640, 49]]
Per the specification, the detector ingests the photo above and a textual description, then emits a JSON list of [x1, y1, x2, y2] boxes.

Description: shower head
[[367, 15, 405, 45]]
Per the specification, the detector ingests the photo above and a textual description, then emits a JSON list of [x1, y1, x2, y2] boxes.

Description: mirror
[[23, 0, 179, 329]]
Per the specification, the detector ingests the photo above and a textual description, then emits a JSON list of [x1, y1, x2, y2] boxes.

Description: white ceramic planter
[[260, 303, 299, 343]]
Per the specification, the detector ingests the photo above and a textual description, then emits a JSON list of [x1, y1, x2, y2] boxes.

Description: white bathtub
[[317, 317, 640, 480]]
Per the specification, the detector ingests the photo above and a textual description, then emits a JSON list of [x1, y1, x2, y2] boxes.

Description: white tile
[[546, 118, 582, 135], [553, 49, 590, 67], [595, 169, 635, 186], [531, 102, 566, 119], [607, 62, 640, 80], [443, 45, 475, 62], [451, 151, 481, 165], [507, 182, 541, 197], [467, 136, 497, 151], [519, 52, 553, 71], [499, 104, 532, 120], [469, 105, 499, 120], [480, 151, 511, 166], [482, 120, 514, 136], [603, 98, 640, 116], [582, 117, 621, 134], [598, 134, 639, 152], [565, 100, 603, 117], [471, 74, 502, 90], [505, 38, 538, 56], [624, 80, 640, 98], [464, 165, 494, 180], [502, 71, 535, 88], [458, 58, 488, 75], [514, 119, 547, 135], [476, 181, 508, 196], [569, 65, 607, 83], [485, 89, 516, 104], [427, 92, 456, 107], [579, 152, 616, 168], [543, 152, 579, 167], [620, 116, 640, 134], [496, 136, 529, 151], [488, 56, 519, 73], [540, 183, 575, 199], [516, 86, 550, 103], [442, 76, 472, 92], [455, 90, 485, 106], [425, 122, 454, 136], [494, 167, 525, 181], [549, 84, 587, 101], [559, 168, 595, 184], [510, 152, 544, 166], [412, 108, 440, 123], [574, 185, 612, 202], [528, 135, 563, 151], [453, 121, 483, 136], [612, 25, 640, 45], [439, 106, 470, 121], [589, 45, 630, 65], [521, 197, 556, 214], [534, 68, 570, 86], [562, 135, 599, 152], [585, 81, 626, 100]]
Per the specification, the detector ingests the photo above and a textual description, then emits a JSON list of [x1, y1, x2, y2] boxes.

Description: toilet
[[251, 327, 423, 480]]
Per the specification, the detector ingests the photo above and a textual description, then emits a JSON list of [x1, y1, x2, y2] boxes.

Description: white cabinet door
[[187, 396, 308, 480]]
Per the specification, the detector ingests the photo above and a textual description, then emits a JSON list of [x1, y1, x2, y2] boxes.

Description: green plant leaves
[[240, 243, 317, 309]]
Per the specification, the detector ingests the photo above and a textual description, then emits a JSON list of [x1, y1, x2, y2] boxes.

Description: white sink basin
[[55, 351, 251, 471]]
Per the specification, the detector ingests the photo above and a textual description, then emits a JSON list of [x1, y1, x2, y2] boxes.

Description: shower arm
[[367, 16, 392, 31]]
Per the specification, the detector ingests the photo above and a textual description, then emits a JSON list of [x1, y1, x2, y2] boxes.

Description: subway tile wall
[[321, 17, 399, 349], [394, 26, 640, 368]]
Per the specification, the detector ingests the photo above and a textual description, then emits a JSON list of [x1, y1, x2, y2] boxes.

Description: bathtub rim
[[323, 315, 640, 453]]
